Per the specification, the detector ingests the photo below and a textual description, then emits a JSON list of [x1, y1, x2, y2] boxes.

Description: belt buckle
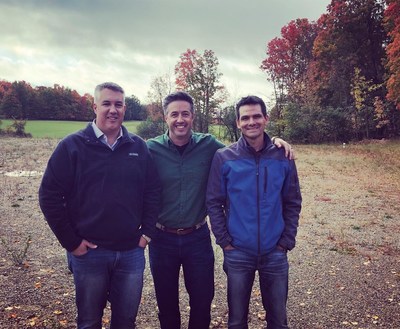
[[176, 228, 185, 235]]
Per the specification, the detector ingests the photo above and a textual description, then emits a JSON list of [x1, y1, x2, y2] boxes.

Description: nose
[[109, 104, 118, 113], [176, 114, 184, 122]]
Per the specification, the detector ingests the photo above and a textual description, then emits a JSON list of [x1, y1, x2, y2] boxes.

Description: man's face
[[165, 100, 194, 144], [236, 104, 269, 141], [93, 88, 126, 135]]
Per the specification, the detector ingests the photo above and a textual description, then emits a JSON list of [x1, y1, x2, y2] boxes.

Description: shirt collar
[[92, 120, 123, 138], [91, 120, 123, 149]]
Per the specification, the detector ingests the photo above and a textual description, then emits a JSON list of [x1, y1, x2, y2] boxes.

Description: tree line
[[0, 81, 146, 122], [1, 0, 399, 143]]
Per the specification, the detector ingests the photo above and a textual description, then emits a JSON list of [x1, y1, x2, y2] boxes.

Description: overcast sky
[[0, 0, 331, 104]]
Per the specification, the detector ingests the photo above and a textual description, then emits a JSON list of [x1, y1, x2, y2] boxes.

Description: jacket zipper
[[255, 154, 261, 255], [264, 166, 268, 193]]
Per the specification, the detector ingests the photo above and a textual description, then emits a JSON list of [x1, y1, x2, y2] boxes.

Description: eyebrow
[[240, 114, 263, 119]]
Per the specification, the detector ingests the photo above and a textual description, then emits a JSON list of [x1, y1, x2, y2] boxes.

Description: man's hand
[[71, 239, 97, 256], [224, 244, 235, 251], [138, 236, 148, 248], [272, 137, 295, 160]]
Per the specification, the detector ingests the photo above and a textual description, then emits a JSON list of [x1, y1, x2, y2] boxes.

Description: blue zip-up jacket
[[39, 123, 161, 252], [206, 134, 302, 255]]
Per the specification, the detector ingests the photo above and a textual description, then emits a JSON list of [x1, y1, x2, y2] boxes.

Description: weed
[[0, 234, 32, 266], [383, 213, 393, 220]]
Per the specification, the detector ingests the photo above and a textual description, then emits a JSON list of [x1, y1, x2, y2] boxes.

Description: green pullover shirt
[[147, 131, 224, 228]]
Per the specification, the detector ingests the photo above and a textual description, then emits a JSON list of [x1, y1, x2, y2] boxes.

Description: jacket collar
[[239, 132, 272, 154]]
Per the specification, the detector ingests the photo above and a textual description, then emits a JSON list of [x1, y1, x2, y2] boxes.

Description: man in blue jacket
[[206, 95, 302, 329], [39, 82, 161, 328]]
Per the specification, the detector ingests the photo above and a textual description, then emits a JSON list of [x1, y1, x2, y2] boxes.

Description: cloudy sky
[[0, 0, 330, 104]]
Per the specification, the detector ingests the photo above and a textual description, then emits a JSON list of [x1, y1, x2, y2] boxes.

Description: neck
[[169, 134, 191, 146], [244, 135, 264, 152], [103, 128, 121, 146]]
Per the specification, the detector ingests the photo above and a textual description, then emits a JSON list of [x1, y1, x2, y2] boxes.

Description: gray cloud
[[0, 0, 330, 102]]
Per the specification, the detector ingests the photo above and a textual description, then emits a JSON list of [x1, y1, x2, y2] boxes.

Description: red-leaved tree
[[384, 0, 400, 110], [175, 49, 226, 133]]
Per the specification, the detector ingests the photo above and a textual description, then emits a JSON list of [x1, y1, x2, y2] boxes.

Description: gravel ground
[[0, 137, 399, 329]]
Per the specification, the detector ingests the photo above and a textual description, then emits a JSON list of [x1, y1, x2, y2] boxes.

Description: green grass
[[0, 119, 142, 138]]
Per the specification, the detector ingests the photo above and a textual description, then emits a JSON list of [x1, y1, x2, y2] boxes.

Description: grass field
[[0, 119, 142, 138]]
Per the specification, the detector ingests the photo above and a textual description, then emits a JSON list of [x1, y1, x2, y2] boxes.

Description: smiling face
[[165, 100, 194, 146], [93, 88, 126, 137], [236, 103, 269, 144]]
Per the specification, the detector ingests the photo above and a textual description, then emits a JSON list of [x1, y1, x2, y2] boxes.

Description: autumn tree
[[0, 79, 94, 121], [311, 0, 387, 109], [1, 89, 22, 118], [175, 49, 226, 133], [384, 0, 400, 110], [0, 80, 12, 104], [261, 19, 319, 137], [261, 18, 319, 105]]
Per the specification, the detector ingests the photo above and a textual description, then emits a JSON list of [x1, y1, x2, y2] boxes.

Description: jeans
[[223, 247, 289, 329], [68, 246, 145, 329], [149, 224, 215, 329]]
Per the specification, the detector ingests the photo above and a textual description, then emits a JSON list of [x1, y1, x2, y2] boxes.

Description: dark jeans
[[68, 246, 145, 329], [149, 224, 215, 329], [223, 247, 289, 329]]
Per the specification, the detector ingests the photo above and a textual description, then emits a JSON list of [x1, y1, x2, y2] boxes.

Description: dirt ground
[[0, 137, 399, 328]]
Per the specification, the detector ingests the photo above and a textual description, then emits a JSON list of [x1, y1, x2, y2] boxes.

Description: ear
[[93, 103, 98, 114], [236, 119, 240, 129]]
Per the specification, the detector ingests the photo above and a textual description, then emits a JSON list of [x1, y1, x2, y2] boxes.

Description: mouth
[[246, 126, 259, 131]]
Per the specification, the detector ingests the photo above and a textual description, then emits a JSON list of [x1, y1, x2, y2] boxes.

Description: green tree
[[136, 119, 164, 140], [125, 95, 146, 120], [219, 105, 240, 142]]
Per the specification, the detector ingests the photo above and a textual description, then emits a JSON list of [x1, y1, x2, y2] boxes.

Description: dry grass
[[0, 137, 399, 328]]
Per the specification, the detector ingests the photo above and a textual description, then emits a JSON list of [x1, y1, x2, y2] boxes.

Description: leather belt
[[156, 220, 206, 235]]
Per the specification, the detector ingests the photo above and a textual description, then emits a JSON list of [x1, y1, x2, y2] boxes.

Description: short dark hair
[[94, 82, 125, 103], [235, 95, 267, 119], [162, 91, 194, 115]]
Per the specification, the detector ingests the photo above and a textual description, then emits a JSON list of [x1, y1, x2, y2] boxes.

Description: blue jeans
[[68, 246, 145, 329], [223, 247, 289, 329], [149, 224, 214, 329]]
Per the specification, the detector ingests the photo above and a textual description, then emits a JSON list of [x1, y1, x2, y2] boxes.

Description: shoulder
[[146, 134, 165, 149], [57, 127, 87, 148], [192, 132, 225, 148], [213, 141, 240, 161]]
